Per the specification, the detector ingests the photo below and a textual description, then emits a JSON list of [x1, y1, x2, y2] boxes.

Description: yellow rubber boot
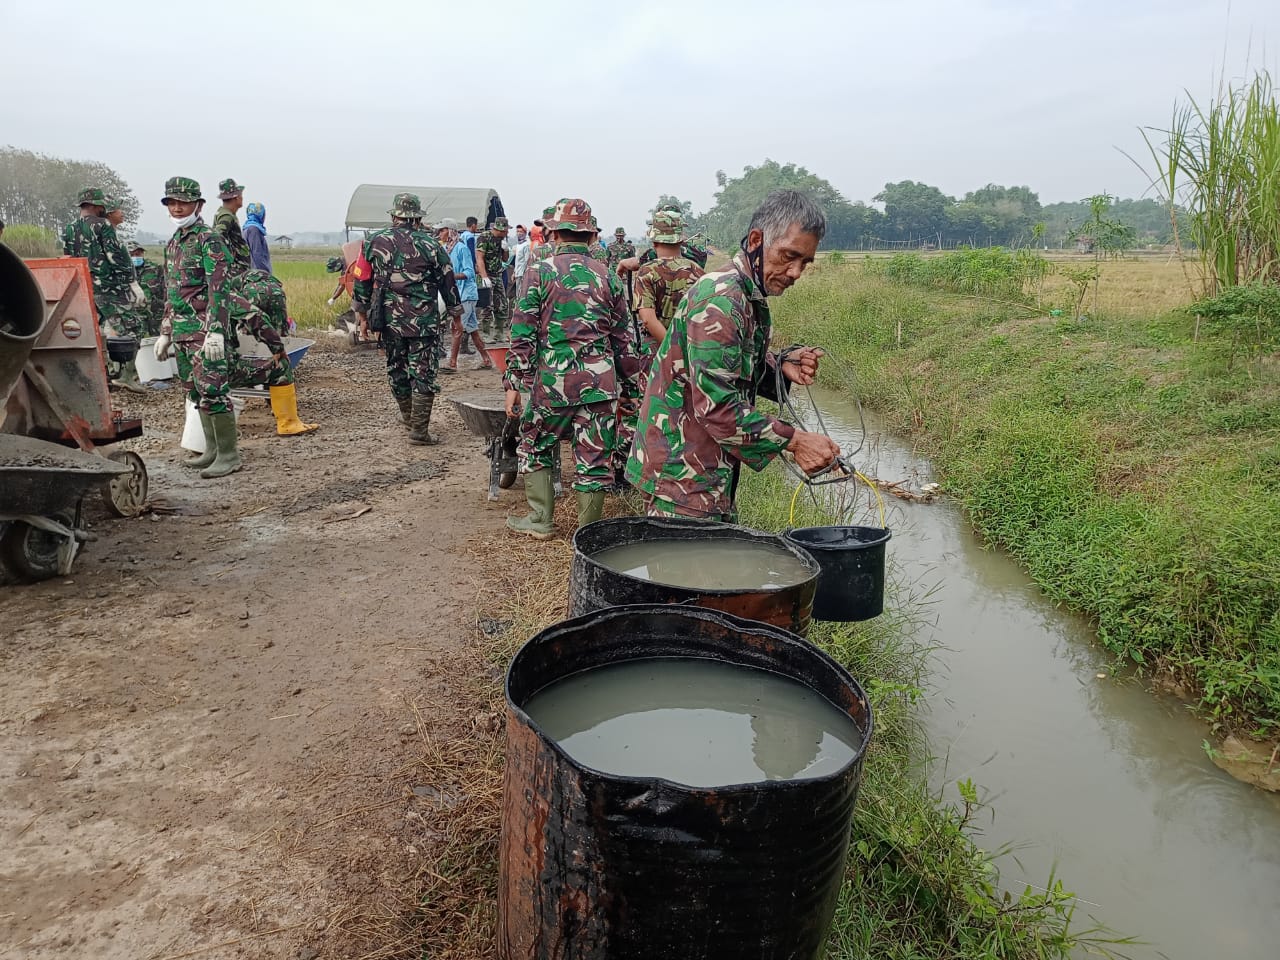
[[269, 384, 318, 436]]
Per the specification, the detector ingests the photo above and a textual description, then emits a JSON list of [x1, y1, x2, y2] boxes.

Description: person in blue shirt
[[438, 219, 490, 372], [457, 216, 481, 354], [243, 202, 272, 273]]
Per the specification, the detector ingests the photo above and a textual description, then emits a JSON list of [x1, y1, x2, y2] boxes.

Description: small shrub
[[1192, 281, 1280, 370]]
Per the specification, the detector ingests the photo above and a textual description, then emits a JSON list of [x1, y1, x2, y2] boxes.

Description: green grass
[[2, 224, 60, 258], [773, 259, 1280, 735], [274, 259, 342, 331], [735, 466, 1133, 959]]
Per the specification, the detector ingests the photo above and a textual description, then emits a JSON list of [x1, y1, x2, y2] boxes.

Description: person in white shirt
[[507, 223, 531, 305]]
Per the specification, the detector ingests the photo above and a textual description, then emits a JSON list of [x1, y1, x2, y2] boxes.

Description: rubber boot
[[507, 469, 556, 540], [269, 384, 319, 436], [576, 489, 606, 527], [407, 393, 439, 445], [200, 411, 243, 479], [395, 394, 413, 426], [113, 359, 148, 395], [183, 410, 218, 470]]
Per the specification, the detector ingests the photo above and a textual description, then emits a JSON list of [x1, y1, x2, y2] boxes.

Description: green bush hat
[[103, 195, 123, 214], [491, 216, 510, 233], [129, 242, 146, 255], [77, 187, 107, 207], [614, 226, 626, 237], [649, 210, 685, 244], [218, 178, 245, 200], [545, 199, 598, 233], [161, 176, 203, 205], [389, 192, 425, 220]]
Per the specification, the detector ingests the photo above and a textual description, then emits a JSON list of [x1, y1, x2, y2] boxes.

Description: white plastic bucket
[[180, 396, 244, 453], [137, 337, 179, 381]]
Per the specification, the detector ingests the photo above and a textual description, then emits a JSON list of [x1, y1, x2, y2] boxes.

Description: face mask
[[169, 211, 199, 230], [131, 256, 144, 267]]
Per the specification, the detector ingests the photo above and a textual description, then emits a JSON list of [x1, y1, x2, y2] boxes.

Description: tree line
[[0, 146, 139, 232], [668, 159, 1181, 252]]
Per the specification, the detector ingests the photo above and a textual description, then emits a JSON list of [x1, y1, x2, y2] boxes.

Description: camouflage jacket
[[213, 205, 251, 273], [353, 225, 461, 338], [529, 241, 556, 263], [136, 259, 167, 322], [641, 240, 708, 270], [625, 251, 796, 515], [606, 238, 636, 270], [227, 269, 288, 353], [587, 240, 609, 262], [632, 255, 703, 355], [163, 219, 233, 343], [504, 242, 641, 407], [475, 230, 506, 279], [62, 214, 134, 303]]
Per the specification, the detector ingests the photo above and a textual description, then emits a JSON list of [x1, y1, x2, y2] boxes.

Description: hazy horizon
[[4, 0, 1279, 237]]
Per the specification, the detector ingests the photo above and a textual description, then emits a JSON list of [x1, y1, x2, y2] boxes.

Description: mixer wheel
[[1, 511, 74, 581], [100, 451, 148, 518]]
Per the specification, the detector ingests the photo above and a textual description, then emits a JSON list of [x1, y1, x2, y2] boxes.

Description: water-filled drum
[[570, 517, 820, 635], [499, 604, 873, 960]]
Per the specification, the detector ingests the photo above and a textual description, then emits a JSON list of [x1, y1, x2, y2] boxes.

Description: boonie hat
[[649, 210, 685, 244], [545, 199, 597, 233], [614, 226, 626, 237], [218, 178, 245, 200], [129, 242, 146, 254], [104, 195, 123, 214], [77, 187, 107, 207], [161, 176, 203, 205], [389, 192, 425, 220], [491, 216, 510, 232]]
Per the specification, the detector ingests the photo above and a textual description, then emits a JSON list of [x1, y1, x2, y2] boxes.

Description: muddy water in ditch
[[801, 385, 1280, 959], [524, 657, 862, 787]]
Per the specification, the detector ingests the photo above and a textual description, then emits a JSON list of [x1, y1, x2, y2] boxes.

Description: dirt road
[[1, 341, 516, 959]]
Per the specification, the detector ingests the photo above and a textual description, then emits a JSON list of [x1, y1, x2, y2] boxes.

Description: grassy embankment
[[775, 253, 1279, 736]]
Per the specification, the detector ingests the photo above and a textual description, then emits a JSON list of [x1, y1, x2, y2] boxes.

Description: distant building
[[1074, 236, 1095, 254], [272, 235, 293, 249]]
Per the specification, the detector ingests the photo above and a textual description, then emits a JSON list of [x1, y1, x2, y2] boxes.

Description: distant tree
[[649, 194, 694, 221], [698, 160, 853, 249], [0, 146, 140, 234], [874, 180, 953, 242]]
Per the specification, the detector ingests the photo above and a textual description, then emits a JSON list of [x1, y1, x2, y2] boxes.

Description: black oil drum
[[499, 604, 874, 960], [785, 526, 892, 622], [570, 516, 820, 636]]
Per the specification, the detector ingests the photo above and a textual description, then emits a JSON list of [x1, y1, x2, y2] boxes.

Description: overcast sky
[[4, 0, 1278, 236]]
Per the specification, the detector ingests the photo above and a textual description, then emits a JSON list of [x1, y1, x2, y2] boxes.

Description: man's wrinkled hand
[[788, 430, 840, 475], [782, 346, 825, 386], [504, 389, 521, 417]]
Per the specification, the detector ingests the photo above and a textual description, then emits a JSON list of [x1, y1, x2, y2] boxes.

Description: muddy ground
[[1, 340, 523, 959]]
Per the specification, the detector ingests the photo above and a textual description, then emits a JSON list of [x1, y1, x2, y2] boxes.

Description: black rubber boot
[[407, 393, 439, 445]]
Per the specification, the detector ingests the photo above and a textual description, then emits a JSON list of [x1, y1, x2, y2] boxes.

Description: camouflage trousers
[[384, 330, 441, 399], [479, 278, 510, 337], [96, 295, 148, 341], [643, 494, 734, 524], [518, 398, 616, 493], [178, 339, 293, 415]]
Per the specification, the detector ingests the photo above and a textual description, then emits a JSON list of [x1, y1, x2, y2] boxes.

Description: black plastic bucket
[[106, 336, 139, 363], [570, 516, 820, 636], [784, 526, 892, 622], [499, 604, 873, 960]]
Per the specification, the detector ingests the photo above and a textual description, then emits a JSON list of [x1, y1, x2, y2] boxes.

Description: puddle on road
[[801, 384, 1280, 960]]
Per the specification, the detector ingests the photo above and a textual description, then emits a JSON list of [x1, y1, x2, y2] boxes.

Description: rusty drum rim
[[505, 603, 873, 793]]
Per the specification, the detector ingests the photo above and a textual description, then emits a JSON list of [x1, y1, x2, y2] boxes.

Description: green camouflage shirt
[[136, 259, 166, 324], [625, 251, 796, 515], [504, 242, 641, 408], [62, 214, 134, 303], [213, 205, 251, 273], [227, 269, 288, 353], [605, 238, 636, 270], [476, 230, 506, 279], [163, 219, 233, 342], [632, 255, 703, 355], [587, 240, 609, 262], [353, 224, 461, 338], [640, 240, 709, 270]]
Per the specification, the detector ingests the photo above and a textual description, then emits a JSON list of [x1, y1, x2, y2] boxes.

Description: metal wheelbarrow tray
[[447, 389, 564, 502]]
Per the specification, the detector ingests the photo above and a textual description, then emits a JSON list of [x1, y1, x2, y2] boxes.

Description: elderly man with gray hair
[[625, 189, 840, 521]]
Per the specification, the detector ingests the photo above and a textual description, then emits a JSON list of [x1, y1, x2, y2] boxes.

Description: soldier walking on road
[[213, 178, 251, 275], [605, 226, 635, 275], [352, 193, 462, 445], [151, 176, 244, 478], [503, 198, 641, 538], [626, 190, 840, 521], [475, 216, 512, 341]]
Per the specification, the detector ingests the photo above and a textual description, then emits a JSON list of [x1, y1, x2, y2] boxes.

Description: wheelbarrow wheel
[[100, 450, 148, 518], [2, 511, 73, 581]]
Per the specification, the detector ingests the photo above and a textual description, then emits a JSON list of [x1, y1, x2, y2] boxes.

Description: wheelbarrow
[[0, 433, 130, 581], [230, 336, 317, 402], [448, 389, 562, 502]]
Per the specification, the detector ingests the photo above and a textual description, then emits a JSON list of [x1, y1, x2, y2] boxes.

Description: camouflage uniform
[[353, 211, 461, 403], [504, 206, 640, 493], [625, 250, 796, 520], [62, 189, 146, 339], [227, 269, 296, 388], [213, 179, 251, 274], [605, 231, 636, 273], [163, 206, 235, 414], [131, 248, 167, 337], [587, 238, 609, 262], [639, 237, 709, 270], [475, 218, 511, 339]]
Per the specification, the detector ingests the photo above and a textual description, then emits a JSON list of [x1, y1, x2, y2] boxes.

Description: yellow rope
[[788, 468, 887, 529]]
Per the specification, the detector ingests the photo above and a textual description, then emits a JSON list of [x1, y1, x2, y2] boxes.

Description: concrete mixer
[[0, 245, 147, 581]]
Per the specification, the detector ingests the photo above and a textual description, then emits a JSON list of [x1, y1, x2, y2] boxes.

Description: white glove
[[201, 332, 225, 362], [130, 281, 147, 304], [153, 334, 172, 361], [481, 277, 493, 289], [326, 298, 336, 307]]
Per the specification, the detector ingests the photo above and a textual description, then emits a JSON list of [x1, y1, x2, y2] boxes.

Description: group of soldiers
[[351, 187, 840, 536], [64, 176, 318, 480]]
